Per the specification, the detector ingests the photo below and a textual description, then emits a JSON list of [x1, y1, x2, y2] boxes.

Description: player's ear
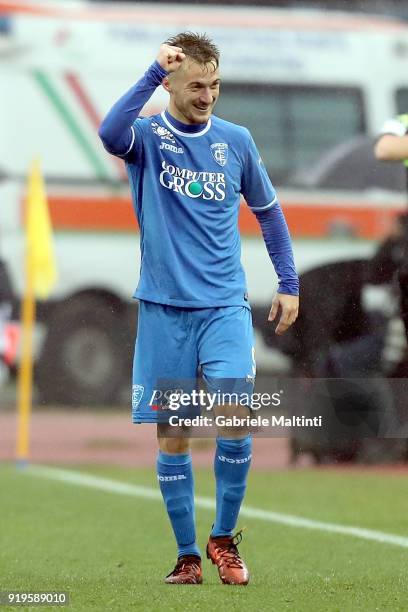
[[162, 77, 171, 93]]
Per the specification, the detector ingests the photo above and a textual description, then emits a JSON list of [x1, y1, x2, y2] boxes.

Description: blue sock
[[212, 435, 252, 537], [156, 451, 200, 559]]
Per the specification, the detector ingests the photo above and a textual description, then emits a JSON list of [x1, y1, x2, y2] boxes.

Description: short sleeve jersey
[[126, 110, 276, 307]]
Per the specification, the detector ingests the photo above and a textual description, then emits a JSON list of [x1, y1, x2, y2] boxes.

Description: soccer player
[[0, 258, 17, 383], [99, 32, 299, 585], [375, 115, 408, 342]]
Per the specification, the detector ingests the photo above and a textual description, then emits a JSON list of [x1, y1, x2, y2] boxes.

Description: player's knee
[[215, 403, 251, 439], [157, 425, 191, 454], [160, 438, 191, 454]]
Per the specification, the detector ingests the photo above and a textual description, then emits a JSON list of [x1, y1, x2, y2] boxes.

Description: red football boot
[[206, 529, 249, 585], [164, 555, 203, 584]]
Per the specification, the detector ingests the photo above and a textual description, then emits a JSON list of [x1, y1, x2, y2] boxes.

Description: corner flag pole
[[16, 159, 57, 466], [16, 250, 36, 465]]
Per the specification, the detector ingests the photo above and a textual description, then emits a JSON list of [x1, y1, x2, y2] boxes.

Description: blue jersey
[[126, 110, 276, 308]]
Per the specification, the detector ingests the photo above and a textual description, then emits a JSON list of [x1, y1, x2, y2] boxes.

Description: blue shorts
[[131, 301, 256, 424]]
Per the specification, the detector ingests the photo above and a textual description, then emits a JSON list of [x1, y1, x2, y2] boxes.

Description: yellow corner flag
[[26, 158, 57, 299], [17, 159, 57, 465]]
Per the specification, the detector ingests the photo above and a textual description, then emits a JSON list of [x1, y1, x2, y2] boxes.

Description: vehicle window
[[289, 136, 406, 192], [396, 89, 408, 115], [215, 84, 365, 183]]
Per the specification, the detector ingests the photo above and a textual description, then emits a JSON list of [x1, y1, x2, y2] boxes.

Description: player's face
[[167, 59, 220, 124]]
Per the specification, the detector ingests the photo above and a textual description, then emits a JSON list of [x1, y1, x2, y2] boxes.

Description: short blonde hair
[[164, 32, 219, 67]]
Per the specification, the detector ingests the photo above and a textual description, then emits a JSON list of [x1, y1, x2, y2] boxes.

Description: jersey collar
[[161, 110, 212, 138]]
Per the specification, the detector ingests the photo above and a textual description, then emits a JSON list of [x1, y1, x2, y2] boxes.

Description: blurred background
[[1, 0, 408, 467]]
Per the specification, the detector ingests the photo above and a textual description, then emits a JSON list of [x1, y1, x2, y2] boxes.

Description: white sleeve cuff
[[379, 118, 407, 137], [249, 195, 277, 212]]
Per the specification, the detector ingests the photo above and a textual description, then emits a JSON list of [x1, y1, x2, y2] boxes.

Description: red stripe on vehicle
[[64, 72, 127, 181]]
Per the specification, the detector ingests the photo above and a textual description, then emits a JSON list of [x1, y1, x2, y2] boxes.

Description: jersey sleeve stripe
[[117, 126, 136, 158], [249, 195, 277, 211]]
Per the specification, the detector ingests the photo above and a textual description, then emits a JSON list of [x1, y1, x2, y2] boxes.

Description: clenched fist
[[157, 44, 186, 73]]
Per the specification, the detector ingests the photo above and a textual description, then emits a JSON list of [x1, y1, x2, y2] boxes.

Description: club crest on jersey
[[151, 121, 176, 143], [210, 142, 228, 167]]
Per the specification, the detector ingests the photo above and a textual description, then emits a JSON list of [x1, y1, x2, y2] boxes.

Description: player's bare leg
[[157, 424, 202, 584], [206, 404, 251, 585], [157, 426, 191, 454]]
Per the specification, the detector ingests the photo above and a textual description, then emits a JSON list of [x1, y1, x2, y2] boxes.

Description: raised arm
[[98, 44, 185, 157], [374, 116, 408, 162]]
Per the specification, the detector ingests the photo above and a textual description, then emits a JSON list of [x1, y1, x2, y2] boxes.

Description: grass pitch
[[0, 464, 407, 611]]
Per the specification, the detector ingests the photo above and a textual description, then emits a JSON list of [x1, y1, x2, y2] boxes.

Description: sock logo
[[217, 454, 252, 464], [157, 474, 187, 482]]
